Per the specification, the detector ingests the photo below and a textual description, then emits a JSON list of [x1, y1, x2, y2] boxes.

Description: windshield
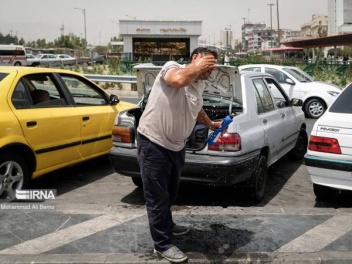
[[283, 67, 314, 83], [0, 73, 9, 83]]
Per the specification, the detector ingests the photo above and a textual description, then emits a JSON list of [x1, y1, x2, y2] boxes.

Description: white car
[[109, 64, 308, 202], [239, 64, 341, 119], [26, 54, 41, 67], [56, 54, 74, 60], [305, 82, 352, 200]]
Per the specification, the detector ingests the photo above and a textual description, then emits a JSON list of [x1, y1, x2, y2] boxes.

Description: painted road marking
[[276, 215, 352, 252], [0, 213, 143, 254]]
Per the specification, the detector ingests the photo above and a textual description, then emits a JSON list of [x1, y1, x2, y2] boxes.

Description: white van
[[0, 45, 27, 66]]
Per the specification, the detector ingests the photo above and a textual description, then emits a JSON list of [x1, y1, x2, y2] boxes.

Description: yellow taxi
[[0, 66, 135, 201]]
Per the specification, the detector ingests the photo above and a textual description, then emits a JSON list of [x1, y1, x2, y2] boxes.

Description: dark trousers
[[137, 133, 185, 251]]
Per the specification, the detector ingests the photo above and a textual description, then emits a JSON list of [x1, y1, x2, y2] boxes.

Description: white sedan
[[304, 82, 352, 200], [239, 64, 341, 119]]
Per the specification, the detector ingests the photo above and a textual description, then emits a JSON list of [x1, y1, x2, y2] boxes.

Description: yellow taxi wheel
[[0, 153, 30, 202]]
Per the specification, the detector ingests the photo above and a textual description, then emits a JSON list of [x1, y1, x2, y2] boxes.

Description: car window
[[12, 74, 67, 108], [59, 74, 108, 106], [0, 73, 9, 83], [241, 67, 261, 72], [11, 73, 67, 108], [329, 84, 352, 114], [264, 77, 290, 107], [265, 68, 288, 83], [253, 78, 275, 114]]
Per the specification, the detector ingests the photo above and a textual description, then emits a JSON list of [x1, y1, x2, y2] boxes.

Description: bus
[[262, 46, 305, 61], [0, 45, 27, 66]]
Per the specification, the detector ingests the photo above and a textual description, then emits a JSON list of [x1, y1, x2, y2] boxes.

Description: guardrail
[[84, 74, 137, 84]]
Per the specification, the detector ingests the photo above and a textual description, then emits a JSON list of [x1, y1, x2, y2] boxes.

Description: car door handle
[[82, 116, 90, 121], [281, 113, 285, 118], [26, 121, 37, 127], [262, 119, 267, 124]]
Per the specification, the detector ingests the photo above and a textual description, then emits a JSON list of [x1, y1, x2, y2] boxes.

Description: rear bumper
[[109, 147, 260, 186], [304, 154, 352, 190], [304, 155, 352, 172]]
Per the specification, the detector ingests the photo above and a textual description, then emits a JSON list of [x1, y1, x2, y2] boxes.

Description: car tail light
[[112, 125, 134, 143], [208, 133, 241, 151], [308, 135, 341, 154]]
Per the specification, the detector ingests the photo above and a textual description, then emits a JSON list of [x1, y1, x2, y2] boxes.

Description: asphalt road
[[2, 117, 352, 263]]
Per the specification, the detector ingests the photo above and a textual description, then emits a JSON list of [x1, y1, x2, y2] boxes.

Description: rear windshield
[[0, 73, 9, 83], [329, 84, 352, 114]]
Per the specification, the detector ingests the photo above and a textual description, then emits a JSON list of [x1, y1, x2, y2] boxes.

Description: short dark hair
[[189, 47, 218, 62]]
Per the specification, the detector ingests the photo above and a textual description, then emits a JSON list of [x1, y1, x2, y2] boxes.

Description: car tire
[[289, 128, 308, 160], [304, 98, 326, 119], [131, 177, 143, 188], [249, 155, 268, 203], [0, 152, 30, 202], [313, 183, 338, 201]]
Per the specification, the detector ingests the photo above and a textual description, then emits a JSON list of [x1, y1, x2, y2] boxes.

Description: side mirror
[[286, 78, 295, 85], [291, 98, 303, 107], [109, 94, 120, 105]]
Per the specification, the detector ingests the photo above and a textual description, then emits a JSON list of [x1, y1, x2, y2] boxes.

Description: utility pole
[[268, 3, 274, 48], [60, 23, 65, 37], [267, 4, 274, 31]]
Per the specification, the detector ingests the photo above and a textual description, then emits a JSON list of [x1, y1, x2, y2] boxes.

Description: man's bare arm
[[197, 108, 221, 130], [164, 53, 216, 88]]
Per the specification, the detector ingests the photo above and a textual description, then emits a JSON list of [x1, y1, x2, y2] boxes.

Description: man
[[137, 47, 220, 263]]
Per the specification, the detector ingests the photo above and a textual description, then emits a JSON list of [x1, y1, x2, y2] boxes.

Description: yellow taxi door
[[10, 74, 81, 178], [58, 74, 118, 159]]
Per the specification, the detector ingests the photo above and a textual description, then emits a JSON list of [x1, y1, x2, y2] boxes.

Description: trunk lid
[[134, 64, 243, 151]]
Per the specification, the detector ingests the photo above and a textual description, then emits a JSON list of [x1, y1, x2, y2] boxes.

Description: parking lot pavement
[[2, 204, 352, 263], [2, 155, 352, 263]]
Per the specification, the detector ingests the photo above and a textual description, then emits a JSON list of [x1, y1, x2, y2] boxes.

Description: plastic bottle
[[207, 114, 234, 146]]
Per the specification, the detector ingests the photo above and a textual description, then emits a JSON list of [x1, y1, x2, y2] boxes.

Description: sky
[[0, 0, 328, 46]]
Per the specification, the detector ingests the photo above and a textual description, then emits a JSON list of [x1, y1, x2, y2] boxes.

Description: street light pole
[[112, 21, 120, 39], [267, 3, 274, 48], [125, 15, 136, 20], [267, 4, 274, 31], [74, 7, 87, 49], [276, 0, 280, 46]]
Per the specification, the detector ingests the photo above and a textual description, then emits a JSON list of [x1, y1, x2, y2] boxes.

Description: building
[[241, 22, 275, 52], [300, 14, 328, 38], [328, 0, 352, 36], [220, 27, 233, 49], [118, 20, 201, 63]]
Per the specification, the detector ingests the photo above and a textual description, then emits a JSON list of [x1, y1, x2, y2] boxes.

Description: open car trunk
[[134, 64, 243, 151]]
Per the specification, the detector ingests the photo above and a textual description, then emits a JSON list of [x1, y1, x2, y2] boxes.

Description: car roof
[[0, 66, 82, 76], [239, 64, 297, 69]]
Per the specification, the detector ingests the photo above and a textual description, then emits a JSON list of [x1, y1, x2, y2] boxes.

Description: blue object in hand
[[207, 115, 234, 146]]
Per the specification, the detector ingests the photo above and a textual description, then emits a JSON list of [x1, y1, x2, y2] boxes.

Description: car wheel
[[289, 128, 308, 160], [304, 98, 326, 119], [131, 177, 143, 188], [249, 155, 268, 202], [313, 183, 338, 201], [14, 62, 21, 66], [0, 153, 30, 202]]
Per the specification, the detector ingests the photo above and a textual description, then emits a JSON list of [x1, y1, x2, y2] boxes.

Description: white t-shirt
[[137, 61, 204, 151]]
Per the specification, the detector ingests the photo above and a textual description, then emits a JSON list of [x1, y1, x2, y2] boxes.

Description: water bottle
[[207, 114, 234, 146]]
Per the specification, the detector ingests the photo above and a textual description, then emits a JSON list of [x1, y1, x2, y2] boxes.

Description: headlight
[[327, 91, 340, 97]]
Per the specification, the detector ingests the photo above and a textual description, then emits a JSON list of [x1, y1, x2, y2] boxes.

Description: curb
[[2, 251, 352, 263]]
